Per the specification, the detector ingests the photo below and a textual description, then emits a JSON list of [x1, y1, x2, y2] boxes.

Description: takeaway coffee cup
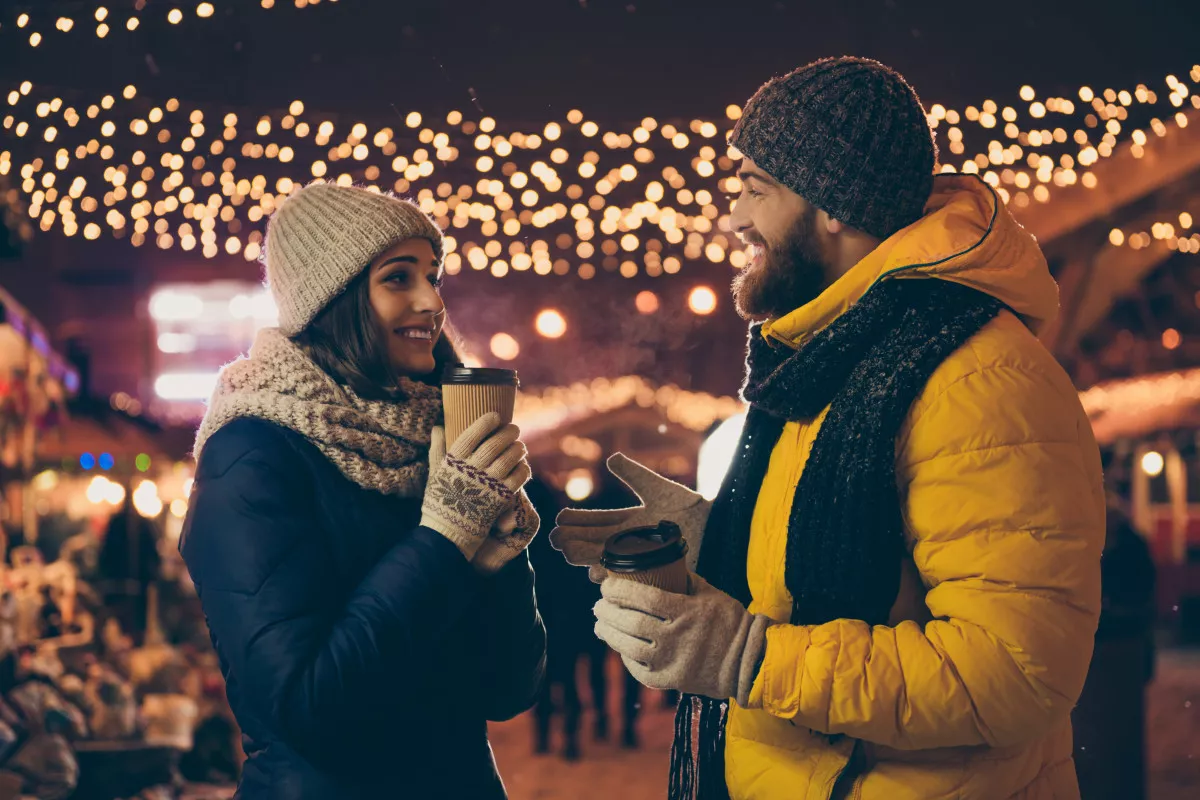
[[441, 367, 520, 446], [601, 521, 690, 594]]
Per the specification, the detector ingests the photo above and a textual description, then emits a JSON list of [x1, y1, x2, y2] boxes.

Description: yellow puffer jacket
[[726, 175, 1105, 800]]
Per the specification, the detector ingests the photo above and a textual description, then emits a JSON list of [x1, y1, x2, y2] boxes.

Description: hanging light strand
[[3, 0, 341, 47], [1, 64, 1197, 276]]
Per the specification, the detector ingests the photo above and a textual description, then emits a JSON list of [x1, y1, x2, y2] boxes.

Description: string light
[[1081, 368, 1200, 424], [1, 62, 1195, 280], [4, 0, 335, 45], [514, 375, 743, 436], [1108, 219, 1200, 255]]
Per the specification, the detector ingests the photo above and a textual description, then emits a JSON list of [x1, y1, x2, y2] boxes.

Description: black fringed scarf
[[668, 277, 1005, 800]]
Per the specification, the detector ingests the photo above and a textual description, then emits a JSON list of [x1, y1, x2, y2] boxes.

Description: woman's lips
[[397, 329, 433, 340], [395, 326, 437, 346]]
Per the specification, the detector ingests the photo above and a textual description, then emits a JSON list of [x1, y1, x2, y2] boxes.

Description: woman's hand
[[421, 413, 531, 561], [473, 489, 540, 574]]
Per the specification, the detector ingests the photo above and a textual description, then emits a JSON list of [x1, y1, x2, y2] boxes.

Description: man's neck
[[829, 233, 884, 281]]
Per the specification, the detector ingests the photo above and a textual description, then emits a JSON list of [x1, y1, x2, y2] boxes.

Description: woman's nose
[[410, 281, 445, 315]]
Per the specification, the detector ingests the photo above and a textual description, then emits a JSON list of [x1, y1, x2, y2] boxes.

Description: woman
[[180, 181, 546, 799]]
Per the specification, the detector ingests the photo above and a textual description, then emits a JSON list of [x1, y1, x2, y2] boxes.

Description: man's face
[[729, 157, 831, 320]]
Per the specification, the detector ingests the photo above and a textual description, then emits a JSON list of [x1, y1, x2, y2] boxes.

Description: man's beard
[[732, 208, 829, 320]]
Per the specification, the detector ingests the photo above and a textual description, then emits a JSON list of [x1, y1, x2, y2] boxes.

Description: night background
[[0, 1, 1197, 798], [0, 0, 1197, 400]]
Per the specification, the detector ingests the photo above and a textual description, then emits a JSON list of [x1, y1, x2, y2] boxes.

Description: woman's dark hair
[[291, 268, 462, 400]]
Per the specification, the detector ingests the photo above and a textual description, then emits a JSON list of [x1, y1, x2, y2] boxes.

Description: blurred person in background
[[580, 467, 648, 750], [529, 469, 644, 761], [554, 57, 1104, 800], [97, 499, 162, 645], [527, 473, 590, 760], [180, 182, 545, 800], [1072, 500, 1157, 800]]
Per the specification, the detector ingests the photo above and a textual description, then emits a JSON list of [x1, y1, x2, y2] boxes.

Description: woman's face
[[367, 237, 445, 378]]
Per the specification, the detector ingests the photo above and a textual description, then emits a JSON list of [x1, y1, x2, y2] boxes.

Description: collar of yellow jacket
[[761, 174, 1060, 349]]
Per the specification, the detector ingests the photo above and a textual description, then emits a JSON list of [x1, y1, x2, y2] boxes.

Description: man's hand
[[593, 574, 771, 708], [550, 453, 712, 583]]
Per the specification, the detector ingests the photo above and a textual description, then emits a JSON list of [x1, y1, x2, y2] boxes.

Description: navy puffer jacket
[[180, 417, 546, 799]]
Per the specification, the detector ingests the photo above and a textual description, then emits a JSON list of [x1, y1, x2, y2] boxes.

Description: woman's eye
[[430, 274, 444, 289]]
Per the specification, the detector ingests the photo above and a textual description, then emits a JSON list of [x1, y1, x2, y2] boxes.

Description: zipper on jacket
[[827, 739, 867, 800]]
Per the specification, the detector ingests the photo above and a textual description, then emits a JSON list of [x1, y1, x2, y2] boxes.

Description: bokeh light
[[688, 286, 718, 316], [535, 309, 567, 339], [133, 479, 164, 518], [565, 469, 595, 502], [635, 290, 660, 314], [490, 332, 520, 360]]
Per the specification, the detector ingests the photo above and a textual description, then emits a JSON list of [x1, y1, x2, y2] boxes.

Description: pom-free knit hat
[[264, 181, 444, 335], [732, 56, 937, 239]]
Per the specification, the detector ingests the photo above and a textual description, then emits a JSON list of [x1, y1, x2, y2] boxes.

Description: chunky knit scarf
[[194, 327, 443, 497], [669, 277, 1005, 800]]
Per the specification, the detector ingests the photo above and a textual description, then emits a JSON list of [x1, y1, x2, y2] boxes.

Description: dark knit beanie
[[731, 56, 937, 240]]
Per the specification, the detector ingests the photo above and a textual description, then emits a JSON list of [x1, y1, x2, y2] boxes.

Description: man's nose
[[730, 201, 753, 238]]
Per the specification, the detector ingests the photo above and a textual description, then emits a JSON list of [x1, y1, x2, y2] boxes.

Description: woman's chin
[[394, 355, 438, 380]]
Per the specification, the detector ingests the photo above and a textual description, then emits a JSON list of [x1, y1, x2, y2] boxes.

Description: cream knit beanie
[[264, 181, 445, 335]]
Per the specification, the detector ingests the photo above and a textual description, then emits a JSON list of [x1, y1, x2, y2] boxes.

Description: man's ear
[[818, 209, 844, 235]]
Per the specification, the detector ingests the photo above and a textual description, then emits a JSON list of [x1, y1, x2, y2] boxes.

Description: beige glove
[[421, 413, 531, 561], [550, 453, 711, 583], [593, 574, 771, 708], [473, 488, 541, 575]]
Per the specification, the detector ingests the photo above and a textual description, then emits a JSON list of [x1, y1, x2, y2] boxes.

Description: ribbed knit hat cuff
[[731, 123, 929, 241]]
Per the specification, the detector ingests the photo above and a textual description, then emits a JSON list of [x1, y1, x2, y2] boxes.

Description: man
[[551, 57, 1104, 800]]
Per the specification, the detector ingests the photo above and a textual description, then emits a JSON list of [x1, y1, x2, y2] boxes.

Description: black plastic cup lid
[[601, 521, 687, 572], [441, 367, 520, 387]]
